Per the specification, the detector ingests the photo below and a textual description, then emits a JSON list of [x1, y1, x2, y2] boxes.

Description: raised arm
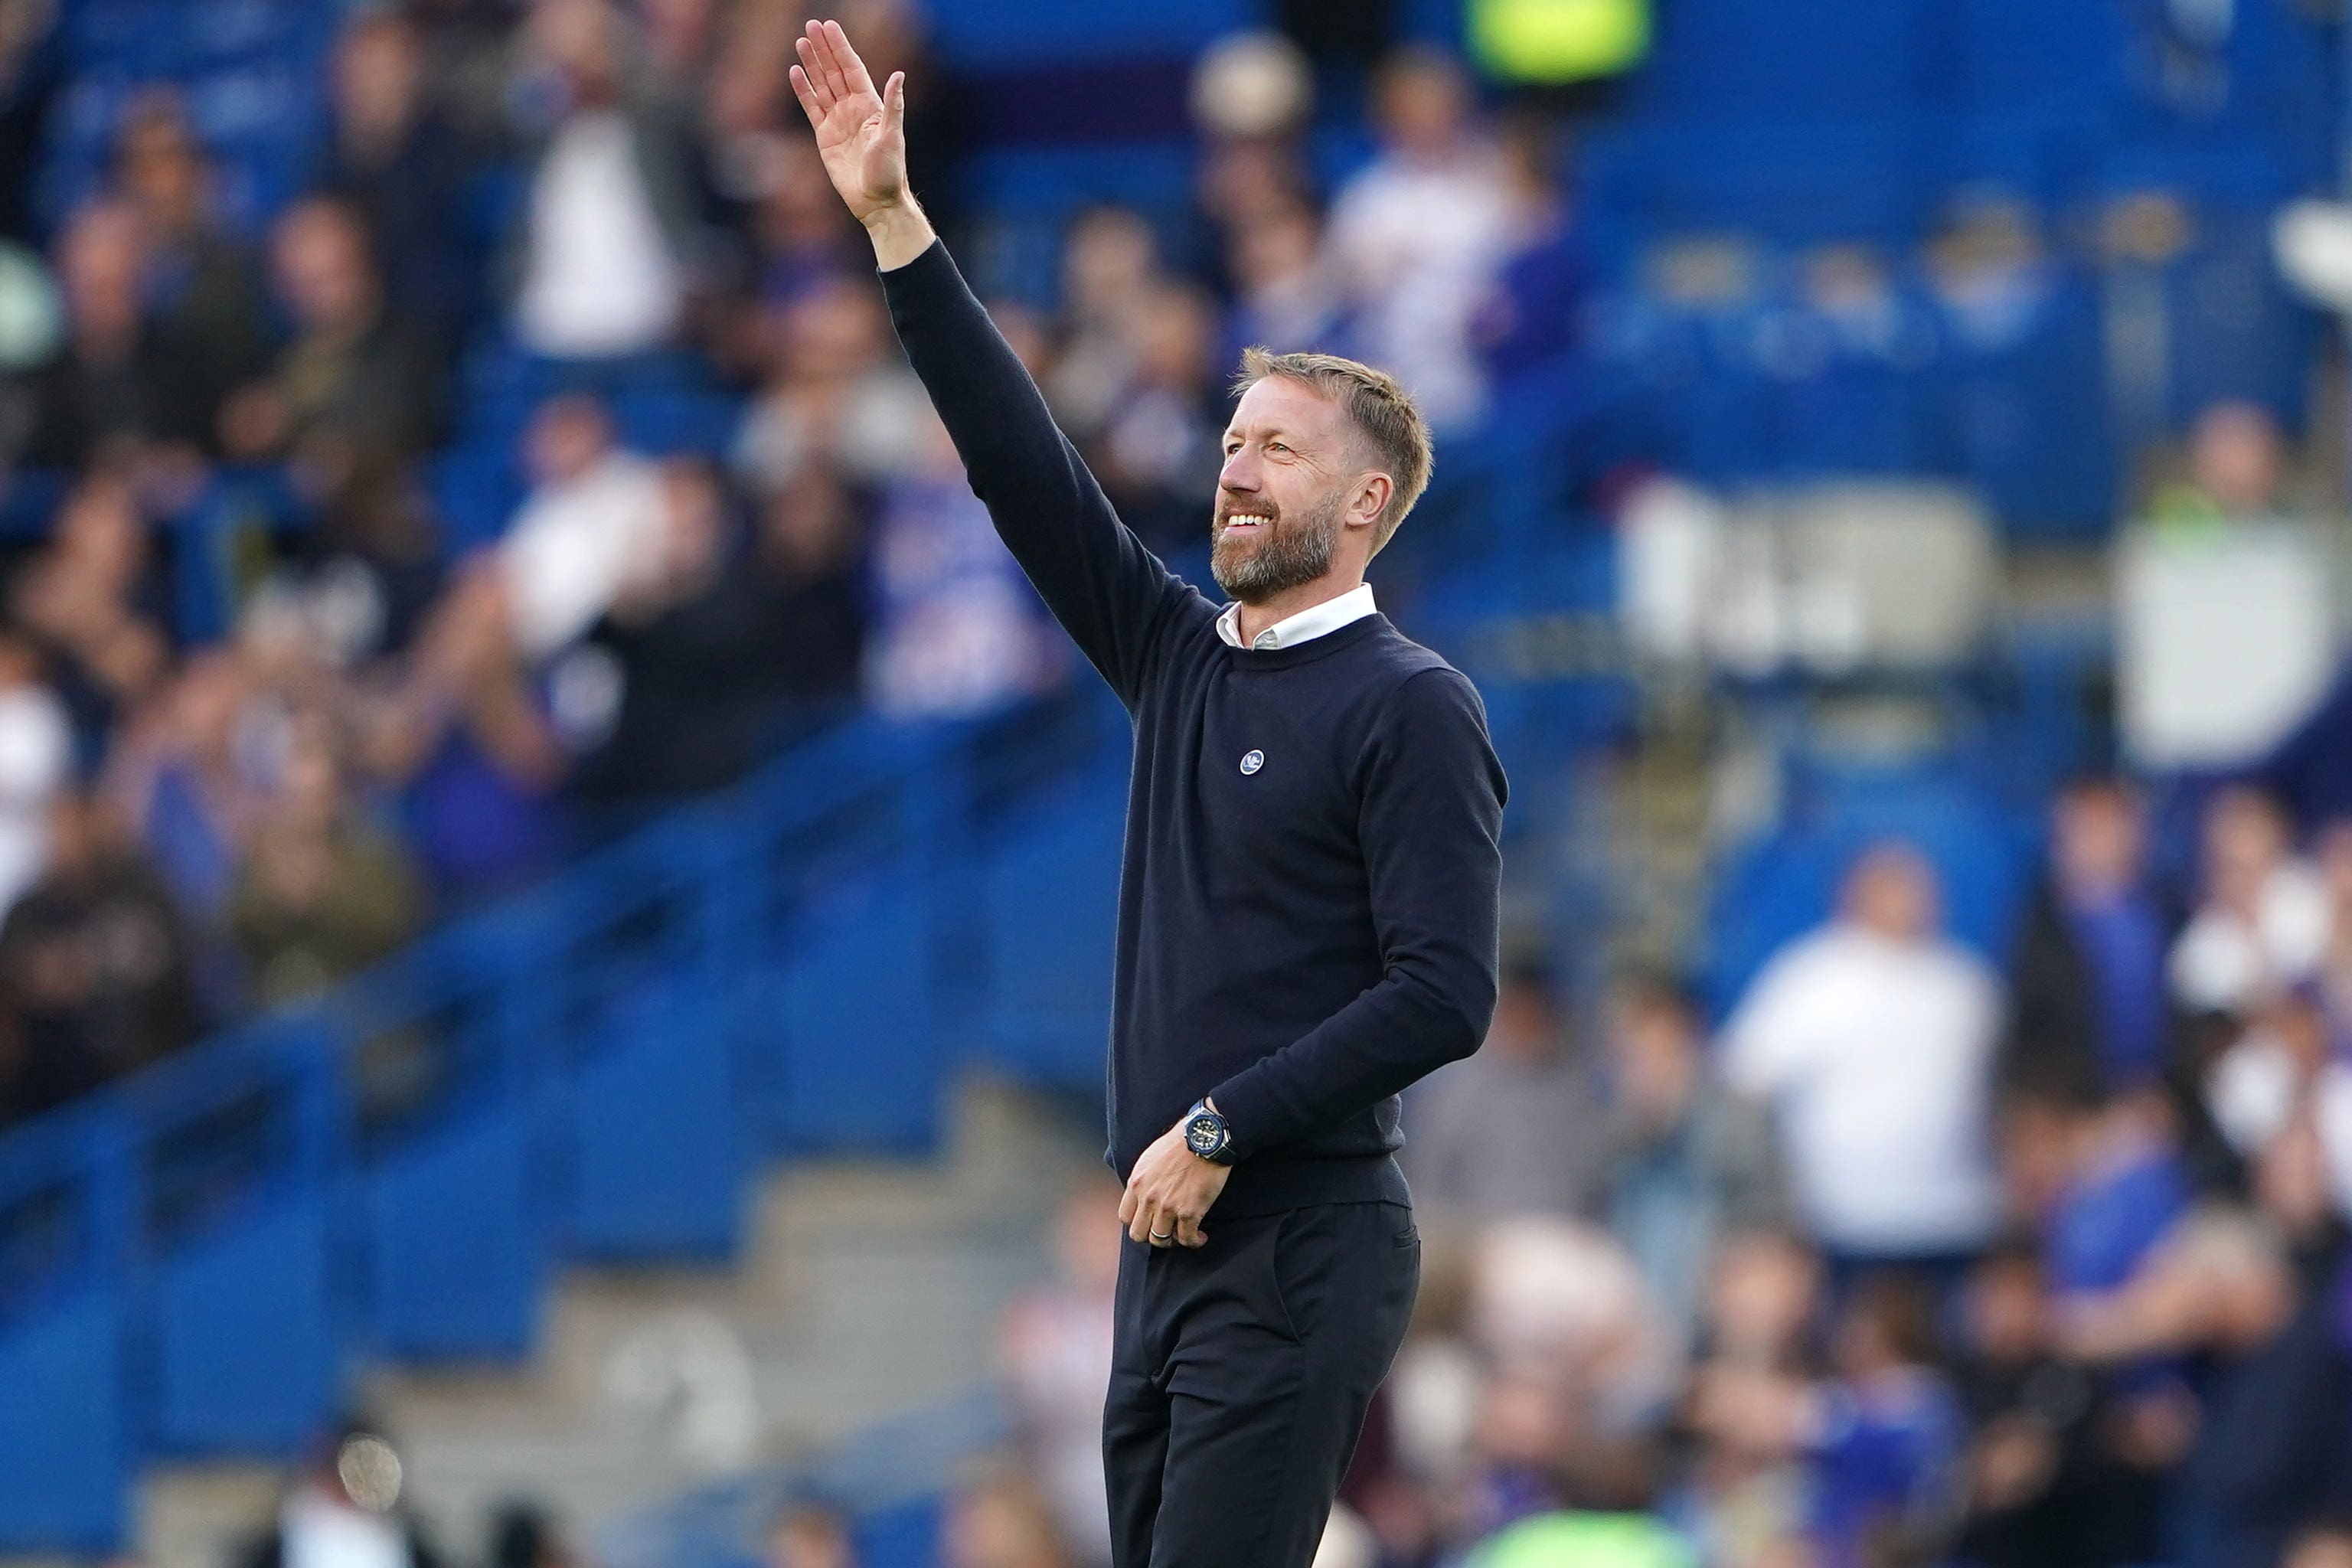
[[789, 20, 1204, 706]]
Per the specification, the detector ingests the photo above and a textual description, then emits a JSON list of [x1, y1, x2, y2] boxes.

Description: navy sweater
[[883, 241, 1508, 1217]]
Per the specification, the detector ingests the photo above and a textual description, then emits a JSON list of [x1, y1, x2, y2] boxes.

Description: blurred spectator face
[[704, 3, 795, 139], [114, 96, 210, 235], [1062, 209, 1157, 321], [2053, 781, 2144, 897], [2191, 1214, 2297, 1351], [333, 12, 424, 144], [982, 299, 1052, 379], [765, 1504, 854, 1568], [2189, 400, 2285, 517], [1496, 113, 1562, 211], [1198, 139, 1309, 235], [54, 472, 146, 588], [1373, 49, 1472, 161], [835, 0, 928, 78], [1964, 1250, 2049, 1364], [167, 653, 253, 762], [1228, 201, 1322, 299], [275, 721, 345, 839], [273, 201, 378, 335], [2204, 787, 2292, 913], [654, 460, 727, 586], [642, 0, 715, 70], [1487, 966, 1563, 1065], [525, 397, 616, 486], [779, 280, 890, 383], [1212, 374, 1362, 602], [0, 628, 38, 689], [1605, 980, 1700, 1120], [1051, 1177, 1123, 1297], [761, 139, 854, 255], [44, 791, 100, 880], [2319, 820, 2352, 906], [2287, 1527, 2352, 1568], [1471, 1371, 1574, 1467], [1128, 283, 1214, 393], [942, 1477, 1070, 1568], [1705, 1233, 1820, 1364], [2254, 1112, 2334, 1237], [1997, 1093, 2077, 1220], [759, 475, 858, 580], [1840, 844, 1939, 942], [57, 201, 146, 347], [1831, 1275, 1934, 1378], [534, 0, 625, 101]]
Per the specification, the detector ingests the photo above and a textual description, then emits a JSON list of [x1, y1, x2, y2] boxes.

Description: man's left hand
[[1119, 1116, 1231, 1248]]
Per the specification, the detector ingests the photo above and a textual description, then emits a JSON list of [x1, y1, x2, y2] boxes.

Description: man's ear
[[1351, 472, 1393, 531]]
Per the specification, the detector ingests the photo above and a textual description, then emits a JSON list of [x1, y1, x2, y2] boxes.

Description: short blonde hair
[[1235, 347, 1433, 554]]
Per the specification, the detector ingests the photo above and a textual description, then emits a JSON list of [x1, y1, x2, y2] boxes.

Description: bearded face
[[1209, 486, 1347, 603]]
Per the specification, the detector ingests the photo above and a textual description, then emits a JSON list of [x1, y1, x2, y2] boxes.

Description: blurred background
[[2, 0, 2352, 1566]]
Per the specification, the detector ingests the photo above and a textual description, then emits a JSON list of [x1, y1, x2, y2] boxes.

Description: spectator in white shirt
[[498, 397, 668, 663], [1722, 842, 2003, 1264], [2171, 786, 2330, 1015], [1321, 48, 1514, 432], [511, 0, 698, 358], [0, 629, 74, 919]]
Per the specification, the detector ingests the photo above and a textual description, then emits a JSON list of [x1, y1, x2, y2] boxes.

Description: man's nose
[[1219, 447, 1261, 492]]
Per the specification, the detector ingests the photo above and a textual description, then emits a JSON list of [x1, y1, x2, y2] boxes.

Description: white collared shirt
[[1214, 583, 1378, 651]]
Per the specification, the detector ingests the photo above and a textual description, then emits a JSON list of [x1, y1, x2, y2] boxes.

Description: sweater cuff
[[1204, 1067, 1288, 1164], [877, 236, 951, 282]]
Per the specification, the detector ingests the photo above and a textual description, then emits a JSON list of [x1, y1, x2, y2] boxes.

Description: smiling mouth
[[1220, 514, 1271, 533]]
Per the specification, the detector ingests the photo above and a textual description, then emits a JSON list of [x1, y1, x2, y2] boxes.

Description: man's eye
[[1268, 443, 1289, 455]]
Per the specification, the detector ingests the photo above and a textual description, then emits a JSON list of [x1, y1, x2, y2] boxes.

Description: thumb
[[884, 70, 906, 139]]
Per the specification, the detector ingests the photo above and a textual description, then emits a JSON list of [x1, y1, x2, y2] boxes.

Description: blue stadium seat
[[769, 874, 943, 1155], [149, 1183, 339, 1455], [361, 1094, 547, 1364], [0, 1283, 130, 1553], [975, 772, 1124, 1087], [564, 976, 744, 1263]]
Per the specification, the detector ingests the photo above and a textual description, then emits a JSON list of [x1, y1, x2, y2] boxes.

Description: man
[[789, 22, 1506, 1567], [1596, 973, 1786, 1343], [1406, 958, 1607, 1225], [1720, 841, 2001, 1272], [2003, 776, 2174, 1099]]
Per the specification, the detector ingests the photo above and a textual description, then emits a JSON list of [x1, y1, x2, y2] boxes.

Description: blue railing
[[0, 683, 1132, 1554]]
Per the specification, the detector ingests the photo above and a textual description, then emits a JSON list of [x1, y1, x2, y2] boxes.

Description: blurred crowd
[[0, 0, 1594, 1135], [966, 778, 2352, 1568]]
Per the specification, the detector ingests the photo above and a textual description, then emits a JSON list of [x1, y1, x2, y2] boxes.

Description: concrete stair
[[124, 1077, 1108, 1568]]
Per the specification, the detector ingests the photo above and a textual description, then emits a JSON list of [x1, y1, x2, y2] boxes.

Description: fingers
[[791, 36, 824, 106], [827, 18, 881, 98], [787, 63, 822, 124], [1123, 1191, 1201, 1248], [804, 18, 852, 103], [1122, 1182, 1171, 1246]]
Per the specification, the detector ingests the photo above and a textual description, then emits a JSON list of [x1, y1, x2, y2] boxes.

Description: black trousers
[[1102, 1200, 1420, 1568]]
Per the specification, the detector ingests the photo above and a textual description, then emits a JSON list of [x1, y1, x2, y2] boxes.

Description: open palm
[[789, 20, 906, 224]]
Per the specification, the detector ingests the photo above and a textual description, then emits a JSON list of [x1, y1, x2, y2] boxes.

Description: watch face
[[1185, 1115, 1223, 1155]]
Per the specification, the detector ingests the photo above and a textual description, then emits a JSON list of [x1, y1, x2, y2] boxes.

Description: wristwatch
[[1183, 1099, 1235, 1165]]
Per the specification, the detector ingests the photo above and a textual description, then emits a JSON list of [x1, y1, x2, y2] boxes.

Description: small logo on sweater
[[1239, 750, 1265, 776]]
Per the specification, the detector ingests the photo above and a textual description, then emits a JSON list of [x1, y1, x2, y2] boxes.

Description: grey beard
[[1210, 491, 1344, 603]]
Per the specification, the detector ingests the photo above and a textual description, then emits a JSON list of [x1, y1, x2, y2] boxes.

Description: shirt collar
[[1215, 583, 1378, 651]]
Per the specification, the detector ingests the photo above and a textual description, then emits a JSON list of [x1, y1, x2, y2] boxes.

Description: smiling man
[[792, 21, 1507, 1566]]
